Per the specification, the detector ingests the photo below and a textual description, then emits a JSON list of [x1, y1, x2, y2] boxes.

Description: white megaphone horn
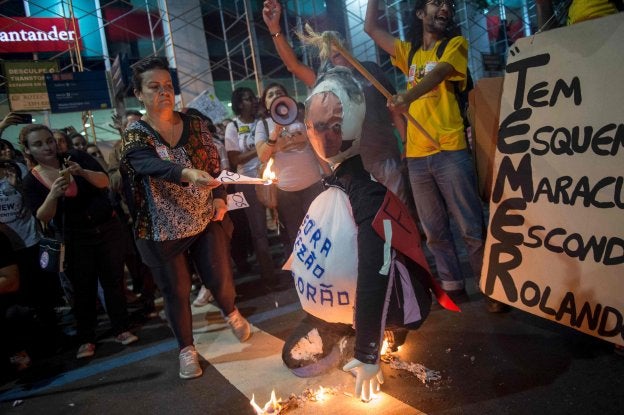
[[270, 96, 298, 126]]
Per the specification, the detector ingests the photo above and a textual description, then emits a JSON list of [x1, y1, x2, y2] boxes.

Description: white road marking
[[192, 304, 426, 414]]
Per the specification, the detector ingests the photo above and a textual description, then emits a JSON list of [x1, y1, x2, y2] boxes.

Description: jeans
[[407, 150, 484, 291], [140, 220, 236, 349]]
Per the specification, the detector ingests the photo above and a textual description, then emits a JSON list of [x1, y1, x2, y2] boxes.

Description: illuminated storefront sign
[[0, 17, 81, 53]]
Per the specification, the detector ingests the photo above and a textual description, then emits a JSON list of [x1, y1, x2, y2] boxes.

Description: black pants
[[137, 219, 236, 349], [65, 218, 129, 344]]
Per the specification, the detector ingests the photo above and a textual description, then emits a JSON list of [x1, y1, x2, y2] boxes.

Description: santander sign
[[0, 17, 82, 53]]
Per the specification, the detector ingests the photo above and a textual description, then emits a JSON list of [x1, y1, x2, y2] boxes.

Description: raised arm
[[535, 0, 556, 31], [262, 0, 317, 87], [364, 0, 398, 56]]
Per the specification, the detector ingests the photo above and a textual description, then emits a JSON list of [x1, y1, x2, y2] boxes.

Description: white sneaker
[[192, 285, 214, 307], [225, 308, 251, 342], [76, 343, 96, 359], [179, 345, 202, 379], [10, 350, 31, 371], [115, 331, 139, 345]]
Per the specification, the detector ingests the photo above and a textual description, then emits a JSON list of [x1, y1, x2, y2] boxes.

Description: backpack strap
[[261, 118, 269, 138], [407, 45, 417, 71], [435, 37, 452, 60], [408, 36, 452, 70]]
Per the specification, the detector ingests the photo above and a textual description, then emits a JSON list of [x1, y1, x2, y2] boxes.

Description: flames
[[250, 389, 282, 414], [314, 386, 327, 401], [262, 158, 276, 183], [250, 386, 330, 414], [380, 339, 401, 356]]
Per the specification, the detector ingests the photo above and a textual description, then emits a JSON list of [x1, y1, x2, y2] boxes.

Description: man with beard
[[364, 1, 506, 311]]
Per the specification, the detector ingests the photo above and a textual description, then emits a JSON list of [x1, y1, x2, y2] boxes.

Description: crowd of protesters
[[1, 0, 621, 390]]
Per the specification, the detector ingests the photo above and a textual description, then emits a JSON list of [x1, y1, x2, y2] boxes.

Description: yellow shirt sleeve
[[439, 36, 468, 92], [391, 39, 411, 75], [567, 0, 619, 25]]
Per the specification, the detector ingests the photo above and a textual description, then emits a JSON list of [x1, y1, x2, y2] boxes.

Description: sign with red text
[[3, 60, 59, 111], [481, 14, 624, 345], [0, 17, 81, 53]]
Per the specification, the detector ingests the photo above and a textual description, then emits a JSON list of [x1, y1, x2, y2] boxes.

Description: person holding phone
[[19, 124, 138, 360]]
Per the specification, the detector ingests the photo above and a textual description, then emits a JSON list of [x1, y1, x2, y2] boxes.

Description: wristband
[[266, 139, 276, 146], [271, 31, 281, 38]]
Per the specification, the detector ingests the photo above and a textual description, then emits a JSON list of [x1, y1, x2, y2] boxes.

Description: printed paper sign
[[481, 14, 623, 345], [227, 192, 249, 211], [216, 170, 272, 185]]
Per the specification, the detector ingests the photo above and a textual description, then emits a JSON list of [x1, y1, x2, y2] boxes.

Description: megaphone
[[270, 96, 298, 126]]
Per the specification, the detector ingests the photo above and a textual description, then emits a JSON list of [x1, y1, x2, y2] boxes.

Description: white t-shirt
[[224, 117, 261, 178], [0, 179, 39, 248], [254, 118, 322, 192]]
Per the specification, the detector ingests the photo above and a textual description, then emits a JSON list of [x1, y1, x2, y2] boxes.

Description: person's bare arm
[[65, 160, 109, 189], [390, 109, 407, 146], [0, 264, 19, 294], [390, 63, 454, 111], [262, 0, 317, 87], [36, 175, 68, 223], [535, 0, 556, 31], [364, 0, 398, 56], [227, 150, 257, 172]]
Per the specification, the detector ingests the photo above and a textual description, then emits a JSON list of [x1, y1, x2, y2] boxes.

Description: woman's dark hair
[[260, 82, 288, 111], [18, 124, 55, 165], [125, 109, 142, 118], [53, 129, 74, 151], [406, 0, 459, 50], [0, 158, 24, 192], [0, 138, 16, 156], [131, 56, 170, 92], [183, 108, 217, 134], [230, 87, 256, 116]]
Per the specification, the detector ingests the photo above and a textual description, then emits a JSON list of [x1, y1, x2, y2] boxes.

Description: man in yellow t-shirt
[[536, 0, 621, 30], [365, 0, 504, 312]]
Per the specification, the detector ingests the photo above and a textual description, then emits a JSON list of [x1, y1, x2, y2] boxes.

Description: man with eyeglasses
[[365, 1, 506, 312]]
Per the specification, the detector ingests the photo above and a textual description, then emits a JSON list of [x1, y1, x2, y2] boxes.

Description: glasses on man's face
[[427, 0, 455, 9]]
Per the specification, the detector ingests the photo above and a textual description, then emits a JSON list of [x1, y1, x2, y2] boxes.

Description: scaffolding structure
[[0, 0, 542, 141]]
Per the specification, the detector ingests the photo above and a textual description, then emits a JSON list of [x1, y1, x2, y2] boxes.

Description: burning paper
[[385, 355, 441, 384], [250, 389, 283, 414], [261, 158, 276, 182], [250, 386, 339, 414], [217, 170, 275, 185]]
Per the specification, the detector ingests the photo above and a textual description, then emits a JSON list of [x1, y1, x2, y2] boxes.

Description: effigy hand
[[342, 358, 384, 402]]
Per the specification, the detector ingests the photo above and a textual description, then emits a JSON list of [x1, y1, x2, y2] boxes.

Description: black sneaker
[[485, 298, 511, 313]]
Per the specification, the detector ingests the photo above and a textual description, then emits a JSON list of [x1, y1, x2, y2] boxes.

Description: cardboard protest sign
[[187, 89, 229, 123], [481, 14, 624, 345]]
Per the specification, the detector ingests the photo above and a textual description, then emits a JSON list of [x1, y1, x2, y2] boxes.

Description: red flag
[[372, 191, 460, 312]]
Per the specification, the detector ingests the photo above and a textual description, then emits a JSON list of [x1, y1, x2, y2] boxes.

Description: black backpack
[[407, 36, 473, 129]]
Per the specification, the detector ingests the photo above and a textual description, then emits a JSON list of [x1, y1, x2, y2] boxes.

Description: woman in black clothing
[[20, 125, 138, 359]]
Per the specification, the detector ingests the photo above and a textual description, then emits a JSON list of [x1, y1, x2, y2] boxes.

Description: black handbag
[[39, 236, 65, 272], [38, 197, 66, 273]]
